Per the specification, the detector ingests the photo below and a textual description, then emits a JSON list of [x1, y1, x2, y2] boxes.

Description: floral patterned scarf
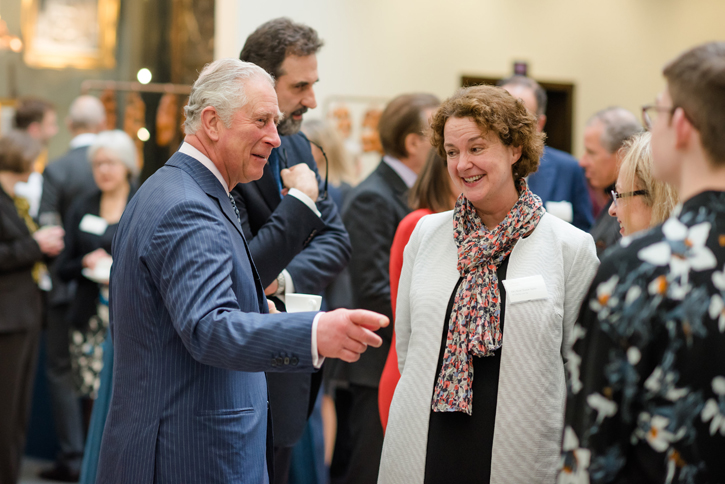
[[432, 178, 544, 415]]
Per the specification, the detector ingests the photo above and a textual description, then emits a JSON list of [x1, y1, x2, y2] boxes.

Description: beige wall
[[216, 0, 725, 157]]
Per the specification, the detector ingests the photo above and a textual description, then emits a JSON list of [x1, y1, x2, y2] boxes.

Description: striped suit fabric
[[96, 151, 318, 483]]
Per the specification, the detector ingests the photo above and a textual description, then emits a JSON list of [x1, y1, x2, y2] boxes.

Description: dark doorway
[[461, 76, 575, 155]]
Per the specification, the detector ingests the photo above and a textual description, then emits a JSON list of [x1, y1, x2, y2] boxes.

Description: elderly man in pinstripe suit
[[96, 59, 387, 484]]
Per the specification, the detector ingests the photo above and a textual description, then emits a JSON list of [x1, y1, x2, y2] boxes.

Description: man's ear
[[404, 132, 423, 157], [673, 107, 693, 151], [200, 106, 222, 141]]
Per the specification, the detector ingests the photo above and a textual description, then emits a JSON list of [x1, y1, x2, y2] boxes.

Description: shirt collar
[[179, 142, 229, 193], [69, 133, 97, 149], [382, 155, 417, 188]]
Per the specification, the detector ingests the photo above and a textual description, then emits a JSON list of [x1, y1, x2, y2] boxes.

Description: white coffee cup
[[285, 293, 323, 313]]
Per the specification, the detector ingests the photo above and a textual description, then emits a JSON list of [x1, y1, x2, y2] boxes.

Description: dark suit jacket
[[341, 160, 412, 387], [0, 186, 43, 333], [39, 145, 97, 307], [231, 132, 351, 448], [97, 151, 318, 484], [528, 146, 594, 232], [590, 196, 622, 258], [55, 188, 134, 329]]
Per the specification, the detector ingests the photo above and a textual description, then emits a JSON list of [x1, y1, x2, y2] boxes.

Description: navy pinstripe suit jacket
[[96, 151, 317, 483]]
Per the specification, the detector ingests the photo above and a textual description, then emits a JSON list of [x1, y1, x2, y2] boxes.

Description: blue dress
[[79, 331, 113, 484]]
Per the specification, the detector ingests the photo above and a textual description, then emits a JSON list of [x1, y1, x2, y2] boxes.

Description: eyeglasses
[[641, 105, 676, 131], [279, 141, 329, 202], [641, 104, 697, 131], [610, 189, 648, 207]]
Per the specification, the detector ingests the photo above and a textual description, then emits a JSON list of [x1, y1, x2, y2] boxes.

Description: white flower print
[[567, 324, 587, 394], [587, 393, 618, 424], [590, 275, 619, 315], [637, 220, 717, 275], [701, 376, 725, 436], [558, 426, 591, 484], [707, 294, 725, 333], [643, 366, 689, 401], [637, 413, 685, 452], [712, 265, 725, 290]]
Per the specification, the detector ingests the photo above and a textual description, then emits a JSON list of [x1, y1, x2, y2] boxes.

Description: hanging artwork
[[21, 0, 120, 69]]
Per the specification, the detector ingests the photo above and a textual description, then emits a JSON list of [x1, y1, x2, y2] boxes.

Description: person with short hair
[[499, 75, 594, 232], [608, 132, 678, 237], [235, 19, 352, 483], [0, 130, 64, 484], [38, 94, 107, 482], [54, 129, 138, 401], [560, 41, 725, 484], [338, 92, 440, 484], [13, 97, 58, 217], [378, 85, 599, 483], [579, 107, 643, 256], [95, 58, 387, 484]]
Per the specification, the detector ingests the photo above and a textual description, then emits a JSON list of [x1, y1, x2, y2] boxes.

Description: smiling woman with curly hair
[[378, 85, 600, 484]]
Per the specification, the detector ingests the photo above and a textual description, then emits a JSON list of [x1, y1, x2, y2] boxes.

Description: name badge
[[79, 214, 108, 236], [546, 201, 573, 223], [502, 275, 549, 303]]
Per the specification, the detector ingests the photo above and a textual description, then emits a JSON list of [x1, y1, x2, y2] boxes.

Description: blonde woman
[[608, 132, 679, 236]]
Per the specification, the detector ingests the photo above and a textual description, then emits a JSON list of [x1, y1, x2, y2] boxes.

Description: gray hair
[[88, 130, 138, 177], [183, 58, 275, 135], [68, 95, 106, 131], [587, 107, 643, 154], [498, 75, 547, 115]]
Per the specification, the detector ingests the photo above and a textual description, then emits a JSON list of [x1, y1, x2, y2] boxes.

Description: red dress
[[378, 208, 433, 432]]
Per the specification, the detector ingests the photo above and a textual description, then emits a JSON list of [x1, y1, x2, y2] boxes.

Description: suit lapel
[[377, 160, 411, 211], [251, 148, 282, 211], [167, 152, 266, 306]]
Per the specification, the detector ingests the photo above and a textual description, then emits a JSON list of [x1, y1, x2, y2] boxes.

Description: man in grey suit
[[37, 95, 106, 482], [334, 93, 439, 484], [97, 59, 387, 484], [578, 107, 642, 256]]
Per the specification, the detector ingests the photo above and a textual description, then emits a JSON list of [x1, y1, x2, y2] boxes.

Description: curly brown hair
[[430, 85, 545, 179]]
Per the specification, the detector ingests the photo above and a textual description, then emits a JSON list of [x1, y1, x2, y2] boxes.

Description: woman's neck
[[102, 182, 130, 202], [100, 182, 130, 223], [475, 187, 520, 230]]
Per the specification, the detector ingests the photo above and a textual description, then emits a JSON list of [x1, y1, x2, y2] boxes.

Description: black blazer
[[341, 160, 412, 387], [0, 186, 43, 333], [56, 188, 133, 329], [40, 145, 97, 307], [231, 132, 351, 448]]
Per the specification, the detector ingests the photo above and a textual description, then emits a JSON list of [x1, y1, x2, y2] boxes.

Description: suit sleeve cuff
[[311, 312, 325, 369], [288, 188, 322, 218]]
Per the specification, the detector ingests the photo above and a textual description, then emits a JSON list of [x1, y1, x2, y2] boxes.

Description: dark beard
[[277, 116, 303, 136]]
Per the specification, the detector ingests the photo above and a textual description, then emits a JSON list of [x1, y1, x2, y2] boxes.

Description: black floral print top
[[560, 191, 725, 484]]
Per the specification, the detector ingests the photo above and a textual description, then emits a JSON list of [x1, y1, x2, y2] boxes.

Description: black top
[[424, 255, 510, 484], [57, 188, 133, 329], [563, 190, 725, 483], [0, 185, 43, 332]]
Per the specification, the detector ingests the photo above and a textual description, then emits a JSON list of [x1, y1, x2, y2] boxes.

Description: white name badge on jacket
[[79, 214, 108, 236], [502, 275, 549, 303]]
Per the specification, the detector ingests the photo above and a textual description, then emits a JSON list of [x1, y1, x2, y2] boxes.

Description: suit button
[[284, 357, 290, 365], [276, 357, 284, 366], [291, 357, 299, 366], [271, 359, 277, 367]]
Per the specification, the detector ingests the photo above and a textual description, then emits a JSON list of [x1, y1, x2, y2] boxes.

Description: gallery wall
[[216, 0, 725, 158]]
